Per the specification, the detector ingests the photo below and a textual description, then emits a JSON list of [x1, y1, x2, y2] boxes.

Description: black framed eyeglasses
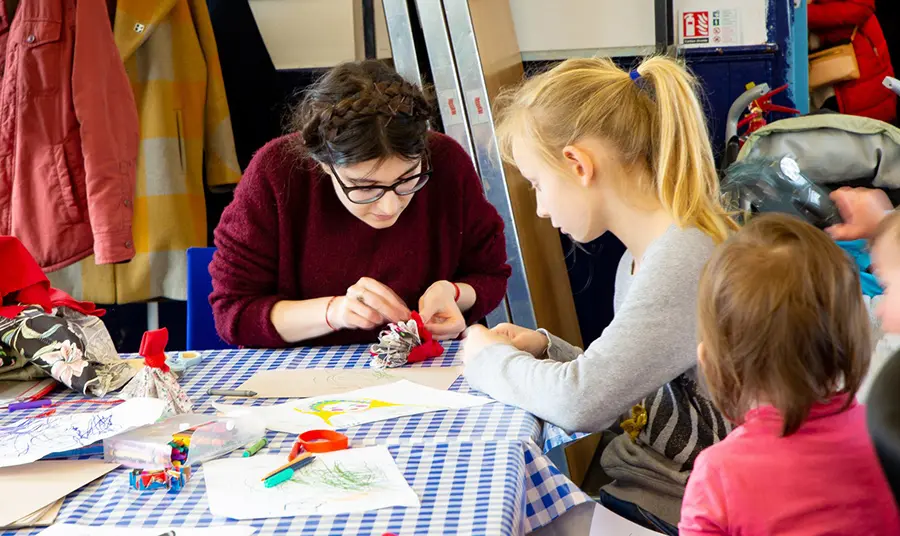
[[327, 154, 432, 204]]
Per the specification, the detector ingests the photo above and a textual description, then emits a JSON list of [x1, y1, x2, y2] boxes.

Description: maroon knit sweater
[[210, 132, 511, 348]]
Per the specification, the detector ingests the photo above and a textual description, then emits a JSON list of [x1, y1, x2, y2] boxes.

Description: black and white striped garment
[[638, 373, 733, 472]]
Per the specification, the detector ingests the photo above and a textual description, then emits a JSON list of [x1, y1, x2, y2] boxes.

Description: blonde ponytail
[[495, 56, 737, 243], [638, 57, 737, 242]]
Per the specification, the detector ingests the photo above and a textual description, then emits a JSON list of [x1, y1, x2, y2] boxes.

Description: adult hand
[[330, 277, 410, 330], [491, 323, 550, 357], [826, 187, 893, 241], [419, 281, 466, 340], [461, 324, 512, 364]]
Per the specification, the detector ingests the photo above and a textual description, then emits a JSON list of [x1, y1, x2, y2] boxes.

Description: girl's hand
[[419, 281, 466, 340], [330, 277, 410, 330], [491, 323, 551, 357], [462, 325, 512, 364]]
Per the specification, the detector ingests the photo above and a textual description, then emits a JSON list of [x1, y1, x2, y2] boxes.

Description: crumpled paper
[[369, 312, 443, 370]]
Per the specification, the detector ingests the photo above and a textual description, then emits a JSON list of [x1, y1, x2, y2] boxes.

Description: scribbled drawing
[[293, 397, 428, 425], [0, 398, 165, 468], [293, 461, 385, 492], [0, 413, 116, 458]]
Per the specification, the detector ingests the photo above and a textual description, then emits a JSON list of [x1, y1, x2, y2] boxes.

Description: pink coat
[[0, 0, 138, 271]]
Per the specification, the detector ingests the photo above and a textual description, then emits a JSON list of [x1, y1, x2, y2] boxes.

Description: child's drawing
[[203, 446, 420, 519], [294, 397, 413, 426], [0, 397, 166, 468], [214, 380, 492, 434]]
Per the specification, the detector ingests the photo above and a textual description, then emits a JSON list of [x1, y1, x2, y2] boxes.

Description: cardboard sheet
[[0, 461, 119, 527], [237, 366, 462, 398], [2, 498, 63, 529]]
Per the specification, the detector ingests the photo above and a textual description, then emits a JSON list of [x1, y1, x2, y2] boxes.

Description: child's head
[[494, 56, 735, 244], [871, 211, 900, 333], [698, 214, 871, 436]]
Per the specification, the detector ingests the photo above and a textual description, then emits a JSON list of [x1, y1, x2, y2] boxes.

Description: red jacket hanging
[[0, 236, 103, 319], [809, 0, 897, 124], [0, 0, 139, 272]]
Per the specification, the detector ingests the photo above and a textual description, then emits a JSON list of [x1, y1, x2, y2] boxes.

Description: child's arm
[[679, 451, 729, 535], [463, 231, 710, 432]]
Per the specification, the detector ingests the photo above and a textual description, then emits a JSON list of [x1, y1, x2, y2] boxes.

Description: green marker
[[242, 437, 267, 457]]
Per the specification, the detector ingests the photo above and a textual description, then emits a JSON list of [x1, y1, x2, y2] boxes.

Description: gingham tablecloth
[[2, 343, 592, 535]]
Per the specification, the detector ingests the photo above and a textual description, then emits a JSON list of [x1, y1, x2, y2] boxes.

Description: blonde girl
[[462, 56, 737, 531]]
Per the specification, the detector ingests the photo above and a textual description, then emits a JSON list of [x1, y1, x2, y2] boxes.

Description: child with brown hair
[[680, 213, 900, 535]]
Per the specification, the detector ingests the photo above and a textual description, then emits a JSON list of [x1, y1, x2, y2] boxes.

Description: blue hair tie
[[629, 70, 641, 82]]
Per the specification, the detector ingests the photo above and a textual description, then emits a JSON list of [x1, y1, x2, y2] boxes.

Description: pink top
[[680, 395, 900, 535]]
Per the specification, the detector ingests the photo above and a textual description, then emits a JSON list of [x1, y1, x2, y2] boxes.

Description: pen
[[206, 388, 257, 397], [263, 456, 316, 488], [8, 399, 51, 411]]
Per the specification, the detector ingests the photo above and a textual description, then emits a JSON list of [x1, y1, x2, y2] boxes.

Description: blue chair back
[[186, 247, 235, 351]]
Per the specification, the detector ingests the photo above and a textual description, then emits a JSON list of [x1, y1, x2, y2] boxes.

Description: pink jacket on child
[[680, 394, 900, 535], [0, 0, 138, 272]]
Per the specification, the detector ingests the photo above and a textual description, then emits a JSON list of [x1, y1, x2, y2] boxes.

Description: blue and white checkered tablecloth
[[7, 441, 525, 536], [2, 344, 592, 535]]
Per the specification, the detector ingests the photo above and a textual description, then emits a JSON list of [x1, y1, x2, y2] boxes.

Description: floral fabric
[[0, 306, 134, 395]]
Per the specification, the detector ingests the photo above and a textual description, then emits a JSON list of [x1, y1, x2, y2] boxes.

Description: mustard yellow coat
[[49, 0, 241, 303]]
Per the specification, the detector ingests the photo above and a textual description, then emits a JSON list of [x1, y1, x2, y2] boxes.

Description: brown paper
[[238, 366, 463, 398], [0, 461, 119, 526], [1, 497, 63, 529]]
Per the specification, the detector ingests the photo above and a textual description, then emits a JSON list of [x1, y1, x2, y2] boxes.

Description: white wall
[[249, 0, 770, 70], [510, 0, 657, 54], [249, 0, 391, 70]]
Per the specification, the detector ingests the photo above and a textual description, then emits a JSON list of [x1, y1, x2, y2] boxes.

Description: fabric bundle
[[119, 328, 192, 416], [0, 237, 133, 395], [369, 312, 444, 370]]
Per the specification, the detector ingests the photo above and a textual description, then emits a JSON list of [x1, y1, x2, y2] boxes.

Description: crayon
[[242, 437, 267, 457]]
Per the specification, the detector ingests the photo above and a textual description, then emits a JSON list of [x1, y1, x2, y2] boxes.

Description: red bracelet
[[324, 296, 338, 331], [451, 282, 460, 302]]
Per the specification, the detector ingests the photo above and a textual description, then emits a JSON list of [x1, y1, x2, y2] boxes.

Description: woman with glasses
[[209, 60, 511, 348]]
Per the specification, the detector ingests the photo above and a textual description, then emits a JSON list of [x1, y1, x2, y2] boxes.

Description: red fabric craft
[[140, 328, 170, 373], [406, 312, 444, 364], [0, 236, 104, 319]]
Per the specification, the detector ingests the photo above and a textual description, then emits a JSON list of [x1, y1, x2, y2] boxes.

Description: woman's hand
[[329, 277, 410, 330], [419, 281, 466, 340], [826, 187, 893, 241], [461, 325, 512, 364], [491, 323, 550, 357]]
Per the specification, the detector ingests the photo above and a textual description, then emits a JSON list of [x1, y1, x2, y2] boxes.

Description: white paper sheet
[[589, 504, 666, 535], [213, 380, 491, 434], [203, 447, 420, 520], [0, 398, 166, 468], [39, 525, 256, 536]]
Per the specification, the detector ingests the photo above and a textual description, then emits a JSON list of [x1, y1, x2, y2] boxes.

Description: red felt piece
[[406, 311, 444, 364], [140, 328, 170, 372]]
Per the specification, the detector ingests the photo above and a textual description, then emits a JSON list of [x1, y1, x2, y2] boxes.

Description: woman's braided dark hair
[[290, 60, 433, 166]]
